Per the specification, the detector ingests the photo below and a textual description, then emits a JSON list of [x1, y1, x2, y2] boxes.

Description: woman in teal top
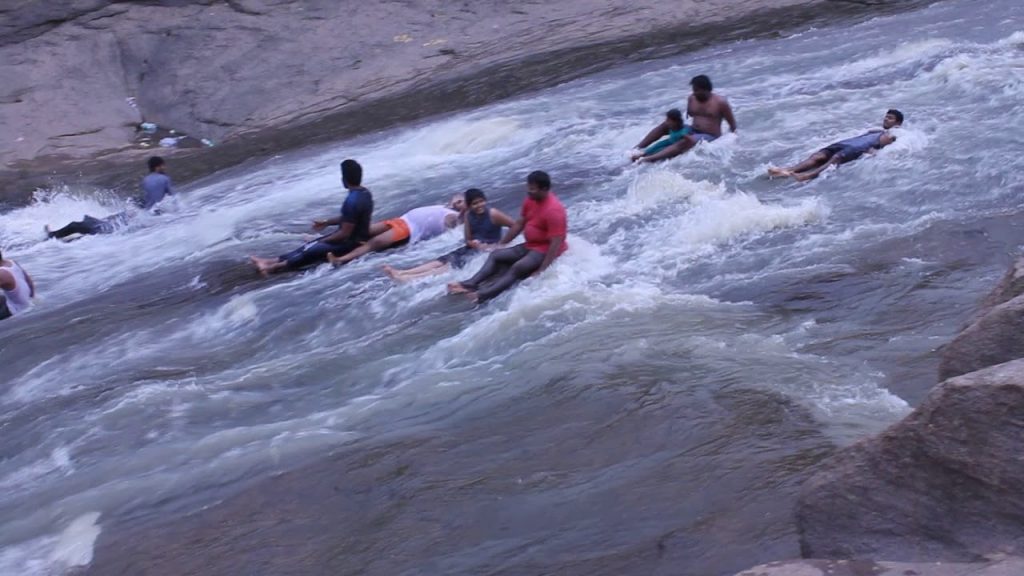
[[631, 108, 692, 162]]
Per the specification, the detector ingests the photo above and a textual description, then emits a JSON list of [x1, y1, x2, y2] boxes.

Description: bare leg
[[398, 263, 450, 282], [366, 221, 390, 236], [641, 135, 697, 163], [387, 261, 449, 282], [793, 156, 842, 182], [770, 151, 830, 177], [328, 229, 399, 267]]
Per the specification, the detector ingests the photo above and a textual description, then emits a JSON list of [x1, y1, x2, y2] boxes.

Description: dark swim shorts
[[820, 143, 863, 163], [437, 245, 479, 269]]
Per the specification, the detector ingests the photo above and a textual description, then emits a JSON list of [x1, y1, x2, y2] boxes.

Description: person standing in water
[[249, 159, 374, 276], [630, 109, 692, 163], [767, 109, 903, 182], [639, 75, 737, 163], [383, 188, 516, 282], [46, 156, 174, 240], [326, 195, 467, 267], [0, 248, 36, 320], [448, 171, 567, 304]]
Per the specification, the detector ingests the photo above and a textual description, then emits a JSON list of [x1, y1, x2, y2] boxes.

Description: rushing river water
[[2, 0, 1024, 574]]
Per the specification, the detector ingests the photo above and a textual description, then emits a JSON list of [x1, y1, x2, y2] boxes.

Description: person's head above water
[[340, 159, 362, 188], [690, 75, 713, 102], [147, 156, 165, 173], [448, 193, 467, 214], [666, 109, 684, 131], [464, 188, 487, 214], [527, 170, 551, 201], [883, 109, 904, 129]]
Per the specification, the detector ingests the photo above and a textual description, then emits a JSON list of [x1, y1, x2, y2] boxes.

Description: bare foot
[[249, 256, 272, 278], [767, 167, 792, 177], [447, 282, 470, 294], [326, 253, 344, 267], [381, 264, 399, 279]]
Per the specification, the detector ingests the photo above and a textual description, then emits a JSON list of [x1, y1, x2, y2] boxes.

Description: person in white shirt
[[0, 248, 36, 320], [328, 195, 466, 267]]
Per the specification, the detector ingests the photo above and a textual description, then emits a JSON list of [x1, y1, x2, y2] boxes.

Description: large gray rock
[[797, 358, 1024, 561], [939, 257, 1024, 380], [736, 556, 1024, 576]]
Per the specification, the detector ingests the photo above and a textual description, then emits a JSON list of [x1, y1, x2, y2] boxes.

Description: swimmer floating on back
[[768, 109, 904, 182]]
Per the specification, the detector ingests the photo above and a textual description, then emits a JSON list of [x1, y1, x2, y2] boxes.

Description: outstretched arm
[[313, 215, 343, 231], [23, 269, 35, 298], [490, 208, 517, 229], [320, 222, 355, 243], [536, 235, 564, 275], [636, 122, 670, 149], [722, 100, 737, 133], [500, 218, 525, 245]]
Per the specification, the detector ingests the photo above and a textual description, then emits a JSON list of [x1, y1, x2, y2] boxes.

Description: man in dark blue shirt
[[250, 159, 374, 276]]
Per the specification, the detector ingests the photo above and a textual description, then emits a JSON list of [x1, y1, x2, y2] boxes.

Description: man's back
[[140, 172, 173, 210], [687, 94, 730, 137], [341, 187, 374, 242]]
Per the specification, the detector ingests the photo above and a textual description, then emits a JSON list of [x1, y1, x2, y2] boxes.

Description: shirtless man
[[768, 109, 903, 182], [639, 75, 737, 163]]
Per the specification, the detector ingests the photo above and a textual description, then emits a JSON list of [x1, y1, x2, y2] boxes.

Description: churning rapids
[[2, 0, 1023, 574]]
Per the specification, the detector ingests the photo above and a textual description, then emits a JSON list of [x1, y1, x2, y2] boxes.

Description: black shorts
[[820, 144, 862, 163], [0, 297, 11, 321], [437, 245, 479, 269]]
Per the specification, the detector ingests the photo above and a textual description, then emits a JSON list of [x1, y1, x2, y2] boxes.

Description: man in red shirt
[[448, 170, 568, 303]]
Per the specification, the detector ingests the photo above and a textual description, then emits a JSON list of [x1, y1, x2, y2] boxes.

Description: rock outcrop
[[939, 256, 1024, 380], [735, 556, 1024, 576], [797, 353, 1024, 561]]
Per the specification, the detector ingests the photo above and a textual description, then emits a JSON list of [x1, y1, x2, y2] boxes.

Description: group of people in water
[[0, 73, 905, 320], [248, 160, 568, 304]]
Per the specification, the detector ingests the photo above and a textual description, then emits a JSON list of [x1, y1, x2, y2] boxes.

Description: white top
[[1, 261, 33, 315], [401, 206, 458, 243]]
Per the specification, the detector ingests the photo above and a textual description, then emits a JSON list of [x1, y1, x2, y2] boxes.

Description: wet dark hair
[[666, 109, 683, 123], [464, 188, 486, 204], [887, 109, 904, 124], [690, 75, 713, 92], [527, 170, 551, 191], [340, 159, 362, 187], [147, 156, 165, 172]]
